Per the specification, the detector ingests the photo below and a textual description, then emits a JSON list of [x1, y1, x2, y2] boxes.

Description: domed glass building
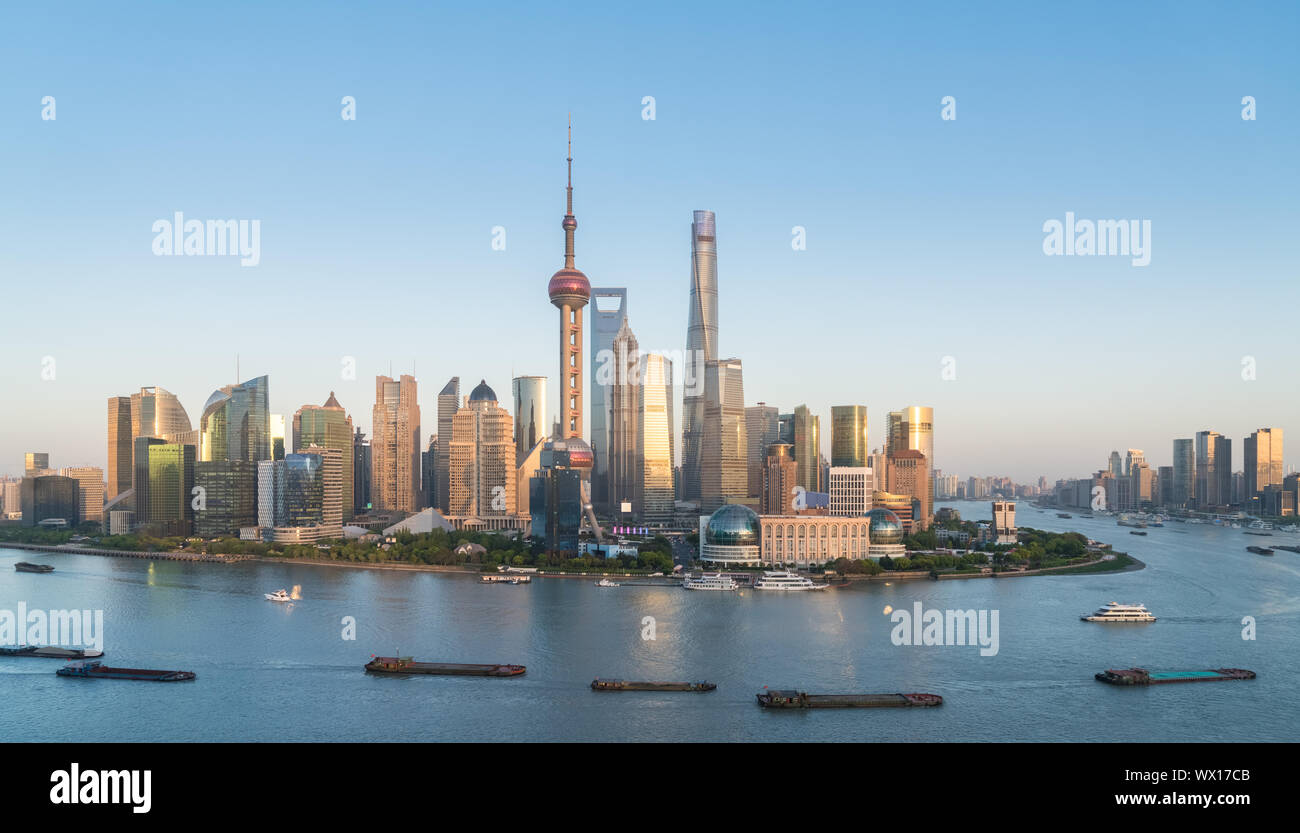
[[699, 504, 761, 565], [867, 508, 906, 557]]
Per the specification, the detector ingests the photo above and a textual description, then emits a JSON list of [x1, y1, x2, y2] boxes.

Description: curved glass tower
[[682, 209, 718, 502]]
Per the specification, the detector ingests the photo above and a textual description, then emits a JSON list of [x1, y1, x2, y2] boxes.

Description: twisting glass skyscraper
[[682, 209, 718, 502]]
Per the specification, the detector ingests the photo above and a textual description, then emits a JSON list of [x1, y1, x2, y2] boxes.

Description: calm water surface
[[2, 504, 1297, 741]]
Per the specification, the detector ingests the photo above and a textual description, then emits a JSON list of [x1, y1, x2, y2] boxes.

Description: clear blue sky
[[1, 1, 1297, 482]]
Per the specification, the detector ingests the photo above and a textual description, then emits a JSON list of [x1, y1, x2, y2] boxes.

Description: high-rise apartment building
[[293, 392, 355, 520], [371, 374, 421, 513], [830, 405, 868, 468], [681, 209, 719, 502]]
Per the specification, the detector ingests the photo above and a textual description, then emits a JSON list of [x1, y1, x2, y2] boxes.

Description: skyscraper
[[436, 377, 460, 512], [1172, 438, 1195, 508], [352, 428, 370, 514], [511, 376, 547, 466], [700, 358, 746, 513], [1244, 428, 1284, 505], [293, 392, 355, 520], [682, 209, 719, 502], [371, 374, 421, 513], [888, 406, 934, 517], [745, 403, 779, 500], [61, 466, 105, 524], [793, 405, 821, 493], [548, 120, 591, 441], [107, 397, 133, 499], [200, 376, 270, 464], [887, 449, 930, 531], [1195, 430, 1228, 509], [131, 387, 192, 446], [635, 352, 674, 525], [830, 405, 868, 468], [448, 381, 516, 518], [24, 453, 49, 475], [761, 443, 798, 515], [607, 317, 640, 512], [192, 460, 256, 537], [1124, 449, 1145, 477], [134, 438, 194, 536], [589, 287, 627, 509], [1108, 451, 1123, 477]]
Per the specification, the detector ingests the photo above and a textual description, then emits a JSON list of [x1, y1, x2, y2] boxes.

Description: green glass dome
[[867, 508, 903, 545], [705, 504, 759, 546]]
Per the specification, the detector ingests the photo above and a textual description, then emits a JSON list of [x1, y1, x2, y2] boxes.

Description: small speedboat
[[265, 589, 292, 602], [595, 578, 620, 587]]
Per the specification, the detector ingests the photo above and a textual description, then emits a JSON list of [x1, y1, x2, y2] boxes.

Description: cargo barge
[[56, 660, 195, 682], [591, 678, 716, 692], [756, 690, 942, 708], [1094, 667, 1255, 686], [0, 645, 103, 659], [364, 656, 525, 676], [1246, 546, 1274, 555], [14, 562, 54, 573]]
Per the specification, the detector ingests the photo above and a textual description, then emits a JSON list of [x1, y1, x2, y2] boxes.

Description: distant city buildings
[[830, 405, 868, 468]]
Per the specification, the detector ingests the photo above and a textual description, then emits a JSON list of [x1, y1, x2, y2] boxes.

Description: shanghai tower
[[681, 209, 718, 502]]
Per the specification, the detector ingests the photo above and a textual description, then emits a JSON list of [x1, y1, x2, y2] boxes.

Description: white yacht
[[752, 571, 829, 591], [1247, 521, 1275, 531], [595, 578, 620, 588], [682, 573, 738, 591], [1081, 602, 1156, 623], [265, 589, 292, 602]]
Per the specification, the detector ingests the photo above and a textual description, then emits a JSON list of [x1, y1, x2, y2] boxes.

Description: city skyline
[[3, 3, 1297, 482]]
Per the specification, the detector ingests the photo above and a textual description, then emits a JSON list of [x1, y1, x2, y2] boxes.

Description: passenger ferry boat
[[1081, 602, 1156, 623], [681, 573, 738, 591], [752, 571, 829, 591]]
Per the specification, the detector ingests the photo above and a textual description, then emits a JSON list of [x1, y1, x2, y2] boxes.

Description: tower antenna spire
[[563, 114, 576, 269]]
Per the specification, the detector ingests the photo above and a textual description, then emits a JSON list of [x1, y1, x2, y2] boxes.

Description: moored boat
[[591, 678, 716, 692], [1095, 667, 1255, 686], [56, 660, 195, 682], [14, 562, 54, 573], [756, 690, 942, 708], [753, 570, 828, 591], [480, 574, 530, 584], [364, 656, 525, 676], [682, 573, 738, 591], [1246, 546, 1274, 555], [0, 645, 103, 659]]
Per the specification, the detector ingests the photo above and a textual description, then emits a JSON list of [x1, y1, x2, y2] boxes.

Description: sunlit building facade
[[293, 392, 355, 521], [635, 352, 674, 524], [830, 405, 868, 468], [371, 374, 421, 513], [682, 209, 719, 502], [700, 358, 747, 514]]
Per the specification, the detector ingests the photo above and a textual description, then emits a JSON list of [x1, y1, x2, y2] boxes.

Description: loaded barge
[[56, 660, 195, 682], [365, 656, 525, 677], [756, 690, 942, 708], [1095, 668, 1255, 686], [14, 562, 54, 573], [1246, 546, 1274, 555], [0, 646, 102, 659], [591, 678, 715, 692]]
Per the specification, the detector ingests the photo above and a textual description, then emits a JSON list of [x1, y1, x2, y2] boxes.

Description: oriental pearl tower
[[548, 117, 591, 443]]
